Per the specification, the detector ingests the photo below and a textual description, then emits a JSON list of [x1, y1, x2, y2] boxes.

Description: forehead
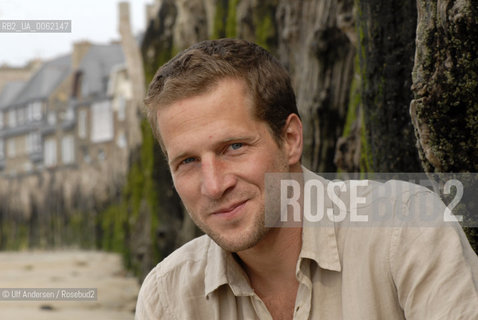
[[158, 77, 253, 119], [156, 78, 259, 153], [157, 74, 251, 111]]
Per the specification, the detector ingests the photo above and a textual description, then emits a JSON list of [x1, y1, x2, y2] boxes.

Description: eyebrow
[[168, 135, 257, 167], [169, 151, 190, 167]]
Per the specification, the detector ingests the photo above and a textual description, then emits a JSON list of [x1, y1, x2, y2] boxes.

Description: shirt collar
[[204, 238, 254, 298], [204, 167, 342, 297], [298, 167, 341, 272]]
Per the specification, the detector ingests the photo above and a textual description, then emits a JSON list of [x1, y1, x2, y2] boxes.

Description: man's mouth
[[211, 200, 248, 219]]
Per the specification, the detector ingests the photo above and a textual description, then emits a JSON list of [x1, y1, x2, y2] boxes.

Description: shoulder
[[333, 178, 448, 266], [135, 235, 212, 319], [153, 234, 211, 277]]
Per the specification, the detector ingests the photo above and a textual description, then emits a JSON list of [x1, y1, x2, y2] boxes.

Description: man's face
[[157, 78, 291, 252]]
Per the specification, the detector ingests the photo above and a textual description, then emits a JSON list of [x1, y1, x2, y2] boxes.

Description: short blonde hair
[[144, 38, 299, 149]]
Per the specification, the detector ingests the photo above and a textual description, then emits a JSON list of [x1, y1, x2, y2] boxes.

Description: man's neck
[[236, 226, 302, 295]]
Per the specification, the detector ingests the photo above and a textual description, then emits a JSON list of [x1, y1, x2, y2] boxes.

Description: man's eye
[[230, 143, 243, 150], [182, 157, 196, 165]]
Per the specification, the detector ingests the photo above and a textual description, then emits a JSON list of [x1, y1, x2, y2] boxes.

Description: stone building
[[0, 55, 71, 175], [70, 42, 129, 172], [0, 41, 133, 177], [0, 2, 143, 223], [0, 81, 26, 171]]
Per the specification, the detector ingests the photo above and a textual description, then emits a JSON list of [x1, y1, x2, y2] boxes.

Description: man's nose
[[200, 156, 235, 199]]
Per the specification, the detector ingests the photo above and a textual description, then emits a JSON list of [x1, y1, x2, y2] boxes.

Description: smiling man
[[135, 39, 478, 319], [157, 76, 298, 253]]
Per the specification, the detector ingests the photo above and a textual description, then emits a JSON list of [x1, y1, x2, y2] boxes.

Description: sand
[[0, 250, 140, 320]]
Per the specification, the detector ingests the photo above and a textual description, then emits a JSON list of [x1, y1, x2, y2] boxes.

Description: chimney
[[26, 58, 43, 72], [72, 41, 92, 70], [118, 2, 131, 35], [117, 1, 145, 148]]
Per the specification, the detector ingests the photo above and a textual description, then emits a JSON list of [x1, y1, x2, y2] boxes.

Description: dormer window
[[28, 101, 43, 121], [72, 71, 83, 99], [8, 109, 16, 128], [47, 111, 56, 126]]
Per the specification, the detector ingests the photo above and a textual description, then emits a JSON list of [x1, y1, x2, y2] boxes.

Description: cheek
[[238, 155, 277, 187], [173, 176, 198, 205], [253, 147, 283, 169]]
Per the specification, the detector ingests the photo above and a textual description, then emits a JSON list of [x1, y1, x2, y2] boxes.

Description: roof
[[15, 54, 71, 105], [0, 81, 26, 109], [79, 43, 125, 97], [1, 43, 125, 107]]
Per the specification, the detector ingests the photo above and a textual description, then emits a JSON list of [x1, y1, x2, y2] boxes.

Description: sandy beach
[[0, 250, 140, 320]]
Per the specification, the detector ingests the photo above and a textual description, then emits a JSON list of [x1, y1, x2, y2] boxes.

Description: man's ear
[[282, 113, 303, 168]]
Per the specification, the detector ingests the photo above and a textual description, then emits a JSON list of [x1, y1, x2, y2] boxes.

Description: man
[[136, 38, 478, 319]]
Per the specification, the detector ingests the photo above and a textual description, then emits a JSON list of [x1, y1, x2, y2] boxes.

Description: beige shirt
[[136, 170, 478, 319]]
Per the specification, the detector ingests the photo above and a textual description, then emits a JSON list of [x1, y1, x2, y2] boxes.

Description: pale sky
[[0, 0, 151, 67]]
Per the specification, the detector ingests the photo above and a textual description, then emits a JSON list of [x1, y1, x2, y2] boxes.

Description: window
[[44, 137, 57, 167], [61, 135, 75, 164], [8, 110, 16, 128], [27, 104, 32, 122], [26, 134, 32, 153], [32, 101, 42, 121], [0, 112, 3, 129], [64, 107, 74, 122], [18, 107, 25, 125], [78, 109, 87, 139], [91, 100, 113, 143], [72, 71, 83, 98], [82, 146, 90, 164], [27, 132, 41, 153], [116, 131, 127, 149], [33, 133, 41, 152], [7, 139, 15, 158], [47, 111, 56, 125], [0, 139, 4, 159], [98, 148, 106, 161]]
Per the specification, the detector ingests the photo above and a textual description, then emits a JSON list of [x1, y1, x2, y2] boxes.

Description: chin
[[209, 225, 270, 253]]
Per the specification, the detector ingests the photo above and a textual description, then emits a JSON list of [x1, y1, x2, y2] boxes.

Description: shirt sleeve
[[390, 191, 478, 319]]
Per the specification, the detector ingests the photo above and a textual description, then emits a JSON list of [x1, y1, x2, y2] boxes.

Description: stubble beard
[[186, 150, 289, 252], [188, 195, 270, 253]]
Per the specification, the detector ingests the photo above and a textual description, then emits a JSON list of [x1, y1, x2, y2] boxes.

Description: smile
[[211, 200, 248, 219]]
